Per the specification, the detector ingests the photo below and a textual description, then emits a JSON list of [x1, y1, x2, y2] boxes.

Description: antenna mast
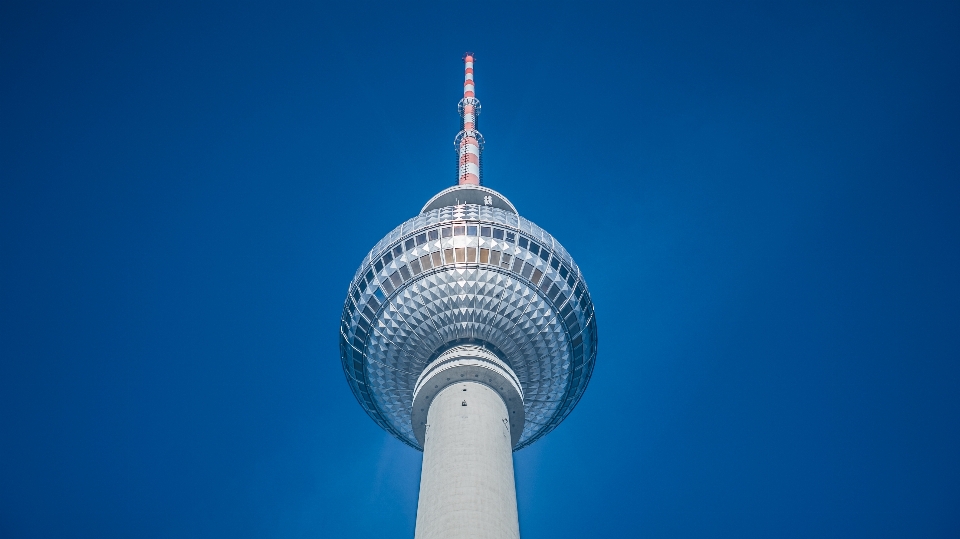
[[455, 53, 484, 185]]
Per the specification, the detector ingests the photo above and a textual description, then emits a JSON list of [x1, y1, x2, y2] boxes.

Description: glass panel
[[550, 257, 560, 270], [454, 226, 465, 236], [381, 278, 395, 294], [443, 249, 454, 263], [431, 251, 442, 267], [539, 276, 551, 293], [547, 283, 561, 300], [383, 251, 393, 264], [479, 248, 490, 264], [512, 257, 524, 273], [559, 266, 568, 278], [374, 259, 384, 272], [405, 238, 415, 250], [390, 272, 403, 287], [455, 248, 465, 263], [419, 254, 432, 270], [416, 233, 427, 245], [521, 262, 534, 278], [393, 245, 403, 258], [490, 250, 501, 266], [410, 259, 422, 275], [352, 288, 361, 302], [567, 274, 576, 287], [531, 268, 543, 284], [500, 253, 512, 268], [539, 249, 550, 261], [466, 247, 477, 262], [518, 237, 529, 249], [442, 227, 452, 238], [505, 231, 515, 242], [428, 229, 439, 241], [365, 269, 374, 283], [480, 226, 492, 237], [467, 225, 478, 236], [492, 228, 504, 240], [399, 265, 411, 280]]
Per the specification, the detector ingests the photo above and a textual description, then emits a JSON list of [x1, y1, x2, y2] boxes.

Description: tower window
[[415, 233, 427, 245], [480, 226, 492, 237], [428, 229, 439, 241], [492, 228, 504, 240], [454, 226, 465, 236], [441, 227, 452, 238], [467, 225, 478, 236]]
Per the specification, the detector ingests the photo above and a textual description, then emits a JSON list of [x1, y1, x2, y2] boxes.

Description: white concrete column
[[414, 381, 520, 539]]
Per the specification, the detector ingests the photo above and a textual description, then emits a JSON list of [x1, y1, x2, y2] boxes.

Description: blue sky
[[1, 2, 958, 538]]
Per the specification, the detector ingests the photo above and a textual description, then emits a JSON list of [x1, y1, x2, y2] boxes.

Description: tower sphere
[[339, 184, 598, 450]]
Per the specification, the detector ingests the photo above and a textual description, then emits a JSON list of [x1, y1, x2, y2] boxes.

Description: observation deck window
[[405, 238, 415, 250], [431, 251, 442, 267], [415, 233, 427, 245], [428, 229, 439, 241], [490, 250, 501, 266], [505, 231, 515, 243], [467, 247, 477, 262], [442, 227, 452, 238], [454, 226, 465, 236], [374, 259, 384, 272], [480, 226, 492, 237], [383, 251, 393, 264], [518, 237, 529, 249], [492, 228, 504, 240], [467, 225, 478, 236], [393, 245, 403, 258]]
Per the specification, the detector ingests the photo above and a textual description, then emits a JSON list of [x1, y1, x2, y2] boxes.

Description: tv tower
[[339, 53, 598, 539]]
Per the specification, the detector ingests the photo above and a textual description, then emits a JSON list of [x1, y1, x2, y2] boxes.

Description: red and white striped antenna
[[455, 53, 484, 185]]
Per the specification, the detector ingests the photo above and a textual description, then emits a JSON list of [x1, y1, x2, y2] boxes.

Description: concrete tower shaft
[[414, 346, 521, 539]]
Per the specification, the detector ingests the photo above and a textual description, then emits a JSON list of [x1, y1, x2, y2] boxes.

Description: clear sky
[[2, 2, 959, 538]]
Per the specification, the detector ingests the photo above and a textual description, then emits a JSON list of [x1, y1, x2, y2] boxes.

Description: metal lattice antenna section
[[456, 53, 484, 186]]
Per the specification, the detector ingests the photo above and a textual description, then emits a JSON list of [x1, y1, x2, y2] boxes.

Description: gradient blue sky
[[2, 2, 959, 538]]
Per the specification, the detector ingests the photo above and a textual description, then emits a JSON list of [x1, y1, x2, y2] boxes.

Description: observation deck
[[339, 186, 598, 450]]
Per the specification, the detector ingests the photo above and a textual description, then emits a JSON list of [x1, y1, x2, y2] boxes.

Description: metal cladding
[[339, 54, 597, 452], [457, 53, 483, 185]]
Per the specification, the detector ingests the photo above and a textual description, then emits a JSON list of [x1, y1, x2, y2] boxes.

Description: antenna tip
[[463, 52, 475, 62]]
